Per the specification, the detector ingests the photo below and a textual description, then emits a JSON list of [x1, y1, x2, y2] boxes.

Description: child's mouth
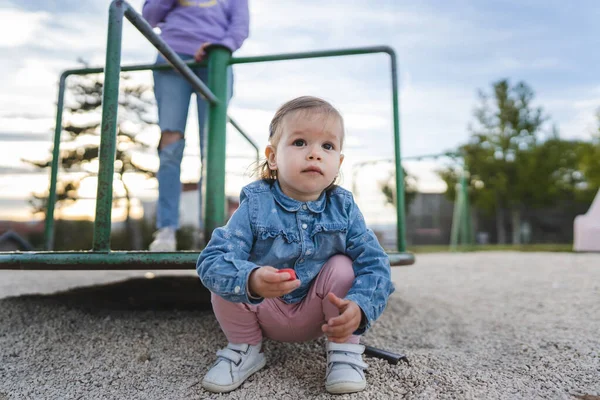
[[302, 167, 323, 175]]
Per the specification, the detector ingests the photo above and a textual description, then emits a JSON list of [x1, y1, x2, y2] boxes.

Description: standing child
[[196, 96, 395, 394]]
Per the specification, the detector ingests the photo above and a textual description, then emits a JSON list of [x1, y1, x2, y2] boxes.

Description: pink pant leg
[[211, 293, 263, 345], [211, 254, 360, 345]]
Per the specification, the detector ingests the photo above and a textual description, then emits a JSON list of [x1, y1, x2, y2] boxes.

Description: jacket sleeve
[[214, 0, 250, 52], [196, 195, 262, 304], [141, 0, 177, 27], [343, 195, 395, 334]]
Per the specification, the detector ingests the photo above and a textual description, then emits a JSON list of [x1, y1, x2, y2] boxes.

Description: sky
[[0, 0, 599, 223]]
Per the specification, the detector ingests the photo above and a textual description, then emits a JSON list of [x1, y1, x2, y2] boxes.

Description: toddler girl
[[196, 96, 394, 394]]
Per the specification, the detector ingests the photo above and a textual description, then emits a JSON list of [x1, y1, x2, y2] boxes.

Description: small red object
[[278, 268, 296, 280]]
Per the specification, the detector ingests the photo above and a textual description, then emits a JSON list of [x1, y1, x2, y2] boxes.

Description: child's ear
[[265, 145, 277, 170], [338, 153, 345, 169]]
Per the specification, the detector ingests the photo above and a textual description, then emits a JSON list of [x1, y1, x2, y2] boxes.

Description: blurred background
[[0, 0, 598, 251]]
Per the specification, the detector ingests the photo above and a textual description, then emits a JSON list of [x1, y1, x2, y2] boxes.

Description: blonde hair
[[258, 96, 345, 180]]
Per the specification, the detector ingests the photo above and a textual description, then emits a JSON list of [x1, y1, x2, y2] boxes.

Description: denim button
[[301, 223, 307, 229], [302, 205, 307, 210], [234, 286, 240, 294]]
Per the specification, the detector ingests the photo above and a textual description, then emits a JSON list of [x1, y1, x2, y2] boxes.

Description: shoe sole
[[201, 356, 267, 393], [326, 380, 367, 394]]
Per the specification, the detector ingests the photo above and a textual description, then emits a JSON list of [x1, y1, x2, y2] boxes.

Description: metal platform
[[0, 251, 414, 270]]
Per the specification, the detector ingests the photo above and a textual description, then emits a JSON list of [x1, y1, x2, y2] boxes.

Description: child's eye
[[292, 139, 305, 147], [322, 143, 334, 150]]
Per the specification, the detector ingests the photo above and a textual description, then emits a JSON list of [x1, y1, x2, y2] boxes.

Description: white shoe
[[148, 227, 176, 251], [325, 342, 368, 394], [202, 343, 266, 393]]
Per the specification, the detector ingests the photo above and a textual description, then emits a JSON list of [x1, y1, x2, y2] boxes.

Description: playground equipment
[[0, 0, 414, 363], [351, 152, 474, 249], [449, 169, 474, 249], [0, 0, 414, 270], [573, 188, 600, 252]]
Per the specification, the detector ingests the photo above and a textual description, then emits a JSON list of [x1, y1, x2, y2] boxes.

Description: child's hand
[[248, 266, 301, 299], [322, 293, 362, 343]]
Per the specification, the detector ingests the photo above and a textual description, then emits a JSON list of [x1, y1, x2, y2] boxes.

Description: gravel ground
[[0, 252, 599, 400]]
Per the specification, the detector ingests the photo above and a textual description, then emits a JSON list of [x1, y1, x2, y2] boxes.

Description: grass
[[405, 243, 574, 254]]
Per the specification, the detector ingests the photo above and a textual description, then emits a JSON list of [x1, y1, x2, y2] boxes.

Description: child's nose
[[307, 149, 322, 161]]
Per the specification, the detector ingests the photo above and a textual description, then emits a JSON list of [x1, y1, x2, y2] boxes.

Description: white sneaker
[[202, 343, 266, 393], [325, 342, 368, 394], [148, 227, 176, 251]]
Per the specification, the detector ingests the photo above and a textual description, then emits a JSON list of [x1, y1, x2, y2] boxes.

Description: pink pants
[[211, 254, 360, 345]]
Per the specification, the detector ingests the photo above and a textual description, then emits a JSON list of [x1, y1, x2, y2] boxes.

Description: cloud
[[0, 166, 38, 174], [0, 198, 37, 220], [0, 6, 158, 139], [0, 115, 56, 133], [0, 140, 52, 169], [0, 132, 51, 141], [399, 81, 477, 156], [3, 0, 105, 15], [13, 57, 63, 89], [1, 112, 53, 119], [0, 8, 49, 47], [539, 85, 600, 140], [0, 173, 49, 198], [495, 57, 563, 71]]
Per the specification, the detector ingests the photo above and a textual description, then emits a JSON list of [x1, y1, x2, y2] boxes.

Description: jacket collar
[[272, 180, 326, 213]]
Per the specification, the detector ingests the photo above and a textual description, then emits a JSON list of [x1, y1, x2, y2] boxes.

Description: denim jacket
[[196, 180, 395, 334]]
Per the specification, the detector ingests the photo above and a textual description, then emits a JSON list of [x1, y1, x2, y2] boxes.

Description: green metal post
[[44, 73, 68, 250], [459, 172, 469, 245], [450, 169, 473, 248], [93, 0, 124, 251], [450, 181, 461, 250], [204, 46, 232, 240], [387, 50, 407, 252], [461, 170, 474, 245], [228, 117, 260, 165]]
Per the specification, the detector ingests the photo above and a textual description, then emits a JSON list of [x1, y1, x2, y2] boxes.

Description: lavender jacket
[[142, 0, 249, 56]]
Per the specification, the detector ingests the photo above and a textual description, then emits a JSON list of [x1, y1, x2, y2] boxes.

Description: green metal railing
[[44, 63, 260, 251], [228, 47, 408, 252], [0, 0, 414, 269]]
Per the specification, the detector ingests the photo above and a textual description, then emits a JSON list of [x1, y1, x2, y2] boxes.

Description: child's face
[[266, 111, 344, 202]]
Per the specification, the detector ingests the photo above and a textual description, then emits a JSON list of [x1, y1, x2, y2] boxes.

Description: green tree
[[524, 138, 593, 204], [439, 82, 600, 245], [579, 108, 600, 192], [440, 79, 549, 244], [25, 73, 156, 250]]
